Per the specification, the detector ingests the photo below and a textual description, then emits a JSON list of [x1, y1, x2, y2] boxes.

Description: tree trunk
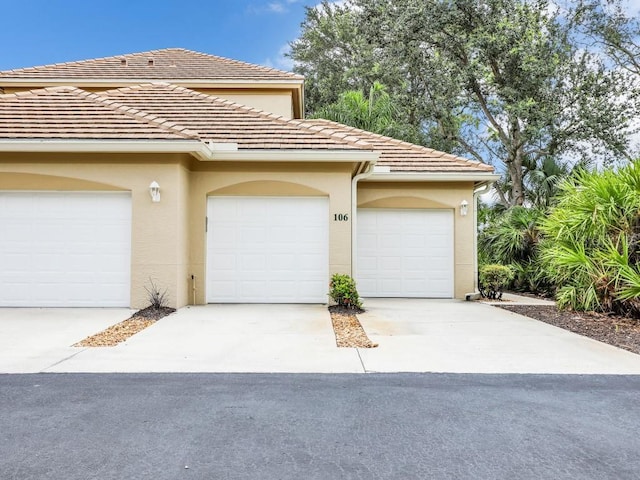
[[509, 119, 526, 207]]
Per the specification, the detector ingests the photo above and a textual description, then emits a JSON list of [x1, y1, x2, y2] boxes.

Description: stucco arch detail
[[0, 172, 128, 191], [358, 195, 451, 209], [208, 180, 327, 197]]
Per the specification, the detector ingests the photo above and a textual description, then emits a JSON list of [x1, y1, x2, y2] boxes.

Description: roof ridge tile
[[77, 88, 201, 140], [99, 83, 371, 150], [0, 48, 303, 81]]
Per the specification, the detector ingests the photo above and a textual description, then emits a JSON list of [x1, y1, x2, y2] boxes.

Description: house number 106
[[334, 213, 349, 221]]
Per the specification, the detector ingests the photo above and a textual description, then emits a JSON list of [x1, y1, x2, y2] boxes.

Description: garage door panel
[[207, 197, 328, 303], [267, 254, 296, 270], [357, 209, 453, 298], [0, 192, 131, 307], [379, 256, 402, 271]]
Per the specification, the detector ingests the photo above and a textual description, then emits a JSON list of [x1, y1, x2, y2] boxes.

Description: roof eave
[[363, 172, 499, 182], [207, 149, 379, 163], [0, 140, 379, 163], [0, 139, 210, 160]]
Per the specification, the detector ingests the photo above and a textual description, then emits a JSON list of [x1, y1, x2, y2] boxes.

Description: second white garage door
[[207, 197, 329, 303], [357, 209, 454, 298]]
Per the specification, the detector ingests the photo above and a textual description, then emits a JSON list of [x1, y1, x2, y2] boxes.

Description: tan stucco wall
[[357, 181, 476, 299], [187, 162, 354, 305], [0, 153, 477, 306], [193, 89, 294, 119], [0, 153, 192, 309], [0, 154, 355, 308]]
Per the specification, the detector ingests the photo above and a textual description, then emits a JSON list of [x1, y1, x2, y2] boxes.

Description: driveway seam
[[355, 348, 367, 373], [40, 348, 88, 372]]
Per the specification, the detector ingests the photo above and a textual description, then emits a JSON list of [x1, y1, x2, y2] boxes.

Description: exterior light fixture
[[149, 181, 161, 203], [460, 199, 468, 216]]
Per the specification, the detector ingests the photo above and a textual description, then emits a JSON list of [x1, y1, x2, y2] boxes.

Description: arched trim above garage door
[[0, 172, 128, 191], [358, 195, 451, 209], [208, 180, 327, 197]]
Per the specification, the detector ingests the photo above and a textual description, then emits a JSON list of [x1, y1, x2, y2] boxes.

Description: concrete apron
[[35, 304, 363, 374], [1, 300, 640, 374], [357, 298, 640, 374]]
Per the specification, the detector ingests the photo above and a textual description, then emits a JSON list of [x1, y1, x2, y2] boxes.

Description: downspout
[[466, 181, 493, 300], [351, 162, 376, 278]]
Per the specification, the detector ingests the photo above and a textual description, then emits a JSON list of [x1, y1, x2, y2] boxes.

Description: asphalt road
[[1, 373, 639, 480]]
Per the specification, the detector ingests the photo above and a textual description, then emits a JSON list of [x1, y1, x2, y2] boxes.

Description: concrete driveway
[[357, 298, 640, 374], [0, 308, 134, 373], [2, 300, 640, 374], [45, 304, 362, 373]]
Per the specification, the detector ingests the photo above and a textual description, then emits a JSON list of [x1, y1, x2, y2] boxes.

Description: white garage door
[[357, 209, 454, 298], [207, 197, 329, 303], [0, 192, 131, 307]]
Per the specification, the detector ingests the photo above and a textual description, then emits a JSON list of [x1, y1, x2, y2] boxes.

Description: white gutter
[[364, 172, 500, 182], [0, 140, 379, 163], [466, 180, 495, 301], [351, 160, 377, 279], [0, 139, 212, 157], [206, 150, 378, 163]]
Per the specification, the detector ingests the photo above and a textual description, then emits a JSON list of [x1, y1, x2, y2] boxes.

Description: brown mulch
[[74, 306, 175, 347], [329, 305, 378, 348], [499, 305, 640, 355]]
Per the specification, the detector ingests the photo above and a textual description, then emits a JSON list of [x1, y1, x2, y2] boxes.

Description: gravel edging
[[74, 306, 175, 347], [499, 305, 640, 355], [329, 305, 378, 348]]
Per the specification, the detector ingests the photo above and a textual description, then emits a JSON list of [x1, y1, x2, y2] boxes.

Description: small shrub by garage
[[329, 274, 363, 310], [479, 264, 514, 300]]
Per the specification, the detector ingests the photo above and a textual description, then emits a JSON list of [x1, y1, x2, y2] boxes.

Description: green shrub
[[540, 161, 640, 314], [479, 264, 514, 300], [329, 273, 363, 310], [478, 206, 549, 294]]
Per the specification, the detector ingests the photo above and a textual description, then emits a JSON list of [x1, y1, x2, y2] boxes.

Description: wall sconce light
[[149, 181, 161, 203], [460, 199, 468, 216]]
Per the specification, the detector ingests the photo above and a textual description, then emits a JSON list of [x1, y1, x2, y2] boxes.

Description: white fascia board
[[207, 150, 380, 163], [0, 78, 304, 88], [363, 172, 500, 182], [0, 139, 210, 159], [0, 141, 380, 164]]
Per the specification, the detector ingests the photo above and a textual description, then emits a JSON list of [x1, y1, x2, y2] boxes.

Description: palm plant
[[478, 206, 549, 293], [540, 161, 640, 314], [311, 82, 427, 144], [479, 206, 544, 265]]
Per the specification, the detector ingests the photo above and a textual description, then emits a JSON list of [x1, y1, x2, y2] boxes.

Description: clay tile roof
[[303, 119, 494, 173], [98, 83, 369, 150], [0, 86, 198, 140], [0, 48, 303, 82]]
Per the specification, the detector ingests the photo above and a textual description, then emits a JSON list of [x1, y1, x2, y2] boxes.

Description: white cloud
[[248, 0, 302, 15], [267, 2, 286, 13], [263, 44, 295, 71]]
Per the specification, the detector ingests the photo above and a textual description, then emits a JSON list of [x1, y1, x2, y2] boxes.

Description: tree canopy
[[290, 0, 639, 207], [310, 82, 428, 144]]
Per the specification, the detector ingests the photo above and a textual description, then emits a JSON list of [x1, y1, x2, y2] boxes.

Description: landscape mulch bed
[[74, 306, 175, 347], [499, 304, 640, 355], [329, 305, 378, 348]]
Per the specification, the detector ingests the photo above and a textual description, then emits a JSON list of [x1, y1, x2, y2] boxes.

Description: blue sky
[[0, 0, 320, 71]]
